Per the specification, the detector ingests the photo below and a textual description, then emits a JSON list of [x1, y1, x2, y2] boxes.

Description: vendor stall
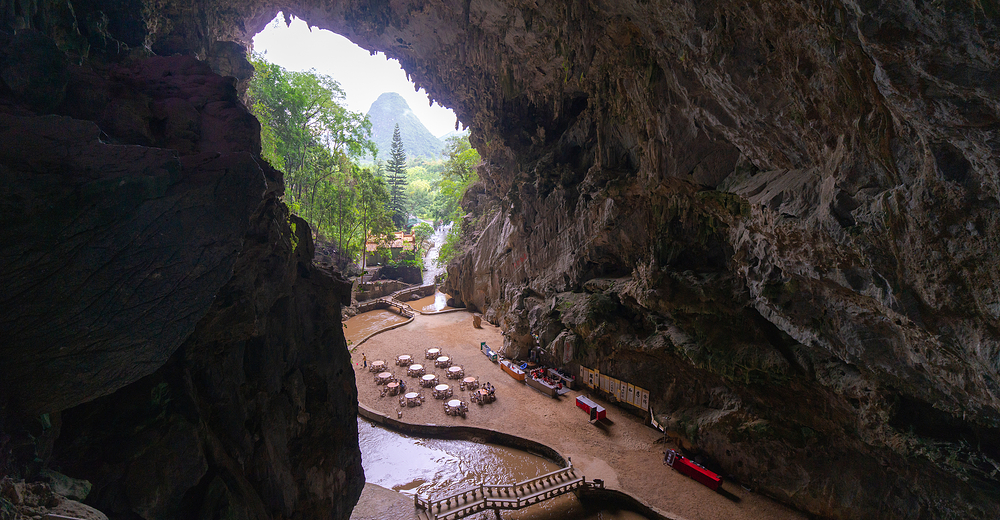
[[575, 395, 606, 422]]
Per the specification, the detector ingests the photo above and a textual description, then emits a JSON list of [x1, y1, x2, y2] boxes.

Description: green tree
[[406, 179, 434, 218], [435, 135, 480, 222], [437, 222, 462, 267], [358, 163, 394, 272], [412, 221, 434, 251], [248, 53, 382, 266], [386, 124, 409, 227]]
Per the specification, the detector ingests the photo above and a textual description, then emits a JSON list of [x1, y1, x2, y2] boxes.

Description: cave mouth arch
[[251, 12, 461, 146], [6, 2, 1000, 520]]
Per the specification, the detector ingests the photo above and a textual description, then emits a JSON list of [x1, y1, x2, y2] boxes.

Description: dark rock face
[[3, 1, 1000, 519], [1, 8, 362, 520], [52, 210, 361, 520], [432, 2, 1000, 519], [374, 265, 423, 285]]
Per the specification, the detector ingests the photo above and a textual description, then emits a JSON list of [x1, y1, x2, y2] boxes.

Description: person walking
[[363, 353, 367, 369]]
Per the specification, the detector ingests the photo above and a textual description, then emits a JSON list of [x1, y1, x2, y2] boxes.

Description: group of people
[[479, 382, 496, 401], [380, 376, 406, 397]]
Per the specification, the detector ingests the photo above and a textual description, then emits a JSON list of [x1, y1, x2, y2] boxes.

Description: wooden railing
[[374, 298, 414, 318]]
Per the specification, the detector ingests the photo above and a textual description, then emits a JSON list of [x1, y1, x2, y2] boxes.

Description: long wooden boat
[[499, 358, 525, 382], [665, 449, 722, 491]]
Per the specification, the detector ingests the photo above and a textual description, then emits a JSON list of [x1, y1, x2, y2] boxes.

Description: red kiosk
[[575, 396, 606, 422], [665, 449, 722, 491]]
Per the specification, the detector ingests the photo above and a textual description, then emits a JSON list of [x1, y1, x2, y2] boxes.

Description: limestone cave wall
[[2, 0, 999, 519], [438, 2, 1000, 519], [0, 2, 362, 519]]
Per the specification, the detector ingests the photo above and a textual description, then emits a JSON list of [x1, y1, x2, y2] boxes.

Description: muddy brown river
[[408, 291, 454, 313], [345, 309, 410, 345], [358, 418, 648, 520]]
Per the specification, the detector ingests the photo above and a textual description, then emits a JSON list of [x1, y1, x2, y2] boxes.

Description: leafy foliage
[[412, 221, 434, 250], [248, 53, 390, 267], [248, 54, 482, 273], [437, 221, 463, 267], [436, 136, 481, 222]]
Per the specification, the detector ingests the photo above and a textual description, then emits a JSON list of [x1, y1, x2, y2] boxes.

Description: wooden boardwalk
[[414, 465, 591, 520]]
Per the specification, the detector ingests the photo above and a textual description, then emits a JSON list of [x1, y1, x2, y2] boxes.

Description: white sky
[[251, 14, 460, 138]]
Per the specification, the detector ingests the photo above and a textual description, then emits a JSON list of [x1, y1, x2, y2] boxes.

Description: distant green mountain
[[366, 92, 444, 161], [438, 128, 470, 141]]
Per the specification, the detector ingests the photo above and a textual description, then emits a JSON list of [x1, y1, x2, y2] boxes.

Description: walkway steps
[[414, 466, 587, 520]]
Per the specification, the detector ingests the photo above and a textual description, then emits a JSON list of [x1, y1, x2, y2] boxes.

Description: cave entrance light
[[251, 13, 461, 144]]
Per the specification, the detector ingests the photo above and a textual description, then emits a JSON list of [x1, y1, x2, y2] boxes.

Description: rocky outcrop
[[374, 265, 422, 285], [51, 207, 361, 520], [3, 1, 1000, 519], [1, 11, 361, 520], [436, 2, 1000, 519]]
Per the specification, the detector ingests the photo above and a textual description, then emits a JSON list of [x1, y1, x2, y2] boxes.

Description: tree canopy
[[248, 53, 481, 272], [248, 53, 387, 267]]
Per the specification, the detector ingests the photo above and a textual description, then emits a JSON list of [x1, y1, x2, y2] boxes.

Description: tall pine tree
[[386, 124, 409, 227]]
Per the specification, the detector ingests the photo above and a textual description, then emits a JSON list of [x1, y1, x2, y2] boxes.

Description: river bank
[[346, 311, 808, 520]]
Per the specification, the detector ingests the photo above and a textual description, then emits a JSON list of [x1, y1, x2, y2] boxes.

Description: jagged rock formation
[[366, 91, 444, 161], [437, 3, 1000, 519], [0, 9, 361, 520], [2, 1, 999, 520]]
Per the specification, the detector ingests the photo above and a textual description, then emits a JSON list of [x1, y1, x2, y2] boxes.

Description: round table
[[421, 374, 438, 387], [404, 391, 420, 407], [386, 382, 400, 395], [376, 371, 392, 384], [426, 348, 441, 359], [436, 356, 451, 368], [447, 366, 463, 378], [370, 360, 387, 372], [408, 364, 425, 377], [434, 384, 451, 399], [462, 377, 478, 390], [447, 399, 462, 407], [397, 354, 412, 366]]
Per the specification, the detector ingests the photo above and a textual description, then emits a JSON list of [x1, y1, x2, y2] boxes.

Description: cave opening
[[251, 13, 461, 150]]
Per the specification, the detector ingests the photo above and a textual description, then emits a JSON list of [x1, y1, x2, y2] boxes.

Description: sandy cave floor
[[347, 310, 807, 520]]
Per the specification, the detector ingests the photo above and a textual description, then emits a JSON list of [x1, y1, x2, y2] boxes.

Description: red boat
[[665, 449, 722, 491]]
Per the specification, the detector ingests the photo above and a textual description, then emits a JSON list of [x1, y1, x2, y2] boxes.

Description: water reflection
[[344, 310, 409, 345], [409, 291, 453, 313], [357, 418, 648, 520]]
